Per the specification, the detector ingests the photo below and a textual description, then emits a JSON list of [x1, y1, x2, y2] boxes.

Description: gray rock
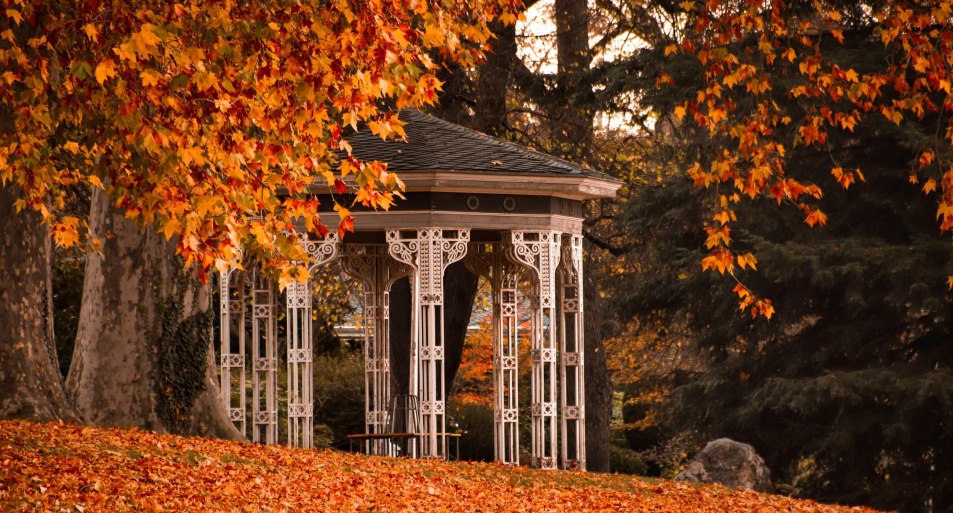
[[674, 438, 773, 492]]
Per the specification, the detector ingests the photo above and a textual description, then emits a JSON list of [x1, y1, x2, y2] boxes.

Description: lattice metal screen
[[215, 229, 586, 470]]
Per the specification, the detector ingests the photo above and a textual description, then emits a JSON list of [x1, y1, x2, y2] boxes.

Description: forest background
[[417, 3, 953, 513], [4, 2, 953, 513]]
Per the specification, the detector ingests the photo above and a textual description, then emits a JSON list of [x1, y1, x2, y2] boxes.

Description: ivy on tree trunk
[[66, 188, 240, 439]]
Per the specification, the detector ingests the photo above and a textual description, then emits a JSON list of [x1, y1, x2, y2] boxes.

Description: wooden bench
[[346, 432, 463, 460]]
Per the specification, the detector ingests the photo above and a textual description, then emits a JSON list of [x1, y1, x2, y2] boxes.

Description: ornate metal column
[[285, 275, 311, 448], [466, 243, 523, 465], [510, 230, 561, 469], [251, 270, 278, 444], [343, 245, 412, 456], [388, 228, 469, 459], [286, 233, 340, 448], [219, 267, 247, 437], [559, 234, 586, 470]]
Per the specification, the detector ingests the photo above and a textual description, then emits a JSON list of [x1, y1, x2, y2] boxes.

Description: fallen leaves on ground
[[0, 420, 885, 512]]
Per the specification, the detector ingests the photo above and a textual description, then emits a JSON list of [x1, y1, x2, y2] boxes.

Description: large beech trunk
[[66, 189, 240, 439], [0, 184, 78, 421]]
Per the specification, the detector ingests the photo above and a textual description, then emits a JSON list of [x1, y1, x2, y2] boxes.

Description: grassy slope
[[0, 420, 883, 512]]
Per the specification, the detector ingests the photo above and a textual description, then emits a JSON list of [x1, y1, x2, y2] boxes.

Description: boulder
[[674, 438, 773, 492]]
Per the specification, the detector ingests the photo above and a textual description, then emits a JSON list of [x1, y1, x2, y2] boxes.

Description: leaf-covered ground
[[0, 420, 883, 512]]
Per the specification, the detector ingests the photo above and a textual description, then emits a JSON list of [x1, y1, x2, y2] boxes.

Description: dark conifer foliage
[[616, 63, 953, 513]]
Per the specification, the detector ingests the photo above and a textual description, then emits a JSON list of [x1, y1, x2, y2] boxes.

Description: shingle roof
[[344, 110, 613, 180]]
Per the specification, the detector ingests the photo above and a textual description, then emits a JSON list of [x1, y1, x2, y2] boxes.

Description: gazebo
[[216, 111, 621, 470]]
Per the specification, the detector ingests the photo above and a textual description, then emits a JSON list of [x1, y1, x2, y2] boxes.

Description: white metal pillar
[[559, 234, 586, 470], [510, 230, 561, 469], [466, 242, 522, 465], [251, 270, 278, 444], [343, 244, 412, 456], [388, 228, 470, 459], [219, 267, 247, 436], [285, 277, 312, 448], [286, 233, 340, 449]]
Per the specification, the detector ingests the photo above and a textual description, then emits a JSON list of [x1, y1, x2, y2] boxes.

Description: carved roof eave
[[306, 170, 623, 201]]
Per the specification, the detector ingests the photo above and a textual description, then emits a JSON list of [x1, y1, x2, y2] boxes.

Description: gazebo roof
[[312, 110, 622, 235], [344, 110, 615, 182]]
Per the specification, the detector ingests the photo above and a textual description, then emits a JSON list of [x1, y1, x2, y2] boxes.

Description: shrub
[[610, 444, 649, 475], [313, 353, 365, 447]]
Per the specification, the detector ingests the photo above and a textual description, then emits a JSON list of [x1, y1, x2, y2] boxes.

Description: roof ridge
[[400, 110, 593, 175], [339, 109, 616, 181]]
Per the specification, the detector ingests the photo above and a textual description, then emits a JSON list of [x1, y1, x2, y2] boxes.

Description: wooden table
[[346, 432, 463, 460]]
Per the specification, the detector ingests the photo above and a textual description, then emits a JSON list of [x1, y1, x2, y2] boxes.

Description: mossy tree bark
[[0, 183, 79, 421], [66, 189, 240, 439]]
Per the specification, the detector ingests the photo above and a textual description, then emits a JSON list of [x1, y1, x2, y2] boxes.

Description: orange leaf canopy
[[0, 0, 521, 281]]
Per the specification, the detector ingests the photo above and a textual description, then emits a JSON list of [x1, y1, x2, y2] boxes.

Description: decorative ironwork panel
[[255, 411, 278, 424], [559, 233, 586, 470], [387, 229, 470, 459], [304, 232, 340, 273], [342, 244, 412, 457], [218, 267, 247, 437], [251, 271, 278, 444], [223, 354, 245, 367], [288, 402, 313, 417], [388, 229, 469, 305], [510, 231, 561, 470], [466, 242, 523, 465], [511, 231, 560, 309], [253, 358, 278, 371]]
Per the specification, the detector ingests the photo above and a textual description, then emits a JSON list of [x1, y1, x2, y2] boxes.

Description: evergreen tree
[[615, 39, 953, 513], [602, 2, 953, 508]]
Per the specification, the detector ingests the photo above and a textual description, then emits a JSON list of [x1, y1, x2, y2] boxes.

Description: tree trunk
[[441, 261, 480, 392], [474, 21, 518, 137], [389, 277, 412, 397], [387, 264, 479, 398], [424, 19, 514, 397], [554, 0, 594, 158], [584, 242, 613, 472], [0, 183, 79, 421], [66, 188, 240, 439], [433, 57, 474, 127], [552, 0, 610, 472]]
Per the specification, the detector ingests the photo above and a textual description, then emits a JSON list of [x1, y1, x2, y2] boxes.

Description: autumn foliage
[[0, 0, 520, 285], [453, 320, 497, 407], [453, 317, 532, 408], [666, 0, 953, 316], [0, 420, 885, 512]]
